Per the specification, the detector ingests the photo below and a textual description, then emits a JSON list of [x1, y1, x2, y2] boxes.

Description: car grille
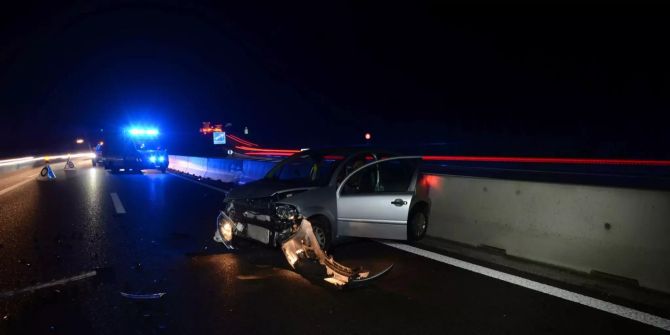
[[226, 197, 290, 231]]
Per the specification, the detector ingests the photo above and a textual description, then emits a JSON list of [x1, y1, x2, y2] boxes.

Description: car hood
[[226, 178, 316, 200]]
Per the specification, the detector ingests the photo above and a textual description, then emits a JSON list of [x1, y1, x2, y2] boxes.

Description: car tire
[[91, 160, 96, 167], [309, 216, 332, 251], [160, 166, 167, 173], [408, 210, 428, 241]]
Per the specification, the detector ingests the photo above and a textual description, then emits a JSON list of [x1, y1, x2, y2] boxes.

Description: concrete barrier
[[204, 158, 243, 183], [167, 154, 670, 293], [425, 173, 670, 294], [168, 155, 276, 184], [187, 156, 209, 176], [169, 155, 191, 172]]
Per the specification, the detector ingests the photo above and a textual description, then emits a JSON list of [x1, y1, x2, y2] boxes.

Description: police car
[[101, 127, 169, 173]]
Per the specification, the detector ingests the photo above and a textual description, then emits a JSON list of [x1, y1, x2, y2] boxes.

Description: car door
[[336, 156, 421, 240]]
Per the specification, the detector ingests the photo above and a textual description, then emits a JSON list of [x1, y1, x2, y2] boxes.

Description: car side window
[[335, 153, 373, 185], [341, 159, 417, 195]]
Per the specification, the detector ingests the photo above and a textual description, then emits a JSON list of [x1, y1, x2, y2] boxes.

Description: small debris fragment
[[120, 292, 166, 300]]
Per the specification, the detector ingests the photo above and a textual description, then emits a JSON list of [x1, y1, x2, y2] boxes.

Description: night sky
[[0, 2, 668, 157]]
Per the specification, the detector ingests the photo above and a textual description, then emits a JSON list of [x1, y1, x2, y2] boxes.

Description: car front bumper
[[213, 211, 284, 249], [212, 211, 393, 288]]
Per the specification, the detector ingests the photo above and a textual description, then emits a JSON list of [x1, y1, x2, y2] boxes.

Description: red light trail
[[236, 145, 670, 166], [421, 155, 670, 166]]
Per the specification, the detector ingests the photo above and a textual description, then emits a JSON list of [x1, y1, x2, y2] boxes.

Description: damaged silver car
[[213, 148, 431, 287]]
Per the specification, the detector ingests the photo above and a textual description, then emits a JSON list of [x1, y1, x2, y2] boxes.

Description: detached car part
[[281, 219, 392, 288], [214, 212, 392, 288]]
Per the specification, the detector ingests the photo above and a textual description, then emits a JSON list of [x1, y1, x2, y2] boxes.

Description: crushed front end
[[213, 199, 392, 288], [213, 197, 297, 248]]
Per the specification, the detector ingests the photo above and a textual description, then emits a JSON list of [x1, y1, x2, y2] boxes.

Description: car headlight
[[149, 155, 157, 163], [221, 221, 233, 241], [158, 156, 165, 162], [275, 204, 299, 221], [216, 211, 236, 249]]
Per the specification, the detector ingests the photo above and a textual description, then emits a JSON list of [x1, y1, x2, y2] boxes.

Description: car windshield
[[265, 152, 344, 186], [132, 139, 163, 150]]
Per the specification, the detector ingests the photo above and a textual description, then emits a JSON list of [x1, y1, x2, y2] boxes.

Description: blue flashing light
[[149, 155, 157, 163], [158, 156, 165, 162], [128, 127, 159, 136]]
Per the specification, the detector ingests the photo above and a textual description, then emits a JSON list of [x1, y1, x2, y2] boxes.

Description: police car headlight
[[275, 204, 299, 220]]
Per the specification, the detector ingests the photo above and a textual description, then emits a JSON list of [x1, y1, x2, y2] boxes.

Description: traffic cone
[[38, 164, 57, 181], [64, 157, 76, 170]]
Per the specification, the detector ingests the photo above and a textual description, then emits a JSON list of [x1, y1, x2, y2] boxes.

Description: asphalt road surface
[[0, 161, 666, 334]]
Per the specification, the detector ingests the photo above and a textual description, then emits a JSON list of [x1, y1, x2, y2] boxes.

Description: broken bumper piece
[[213, 213, 392, 288], [281, 219, 393, 288]]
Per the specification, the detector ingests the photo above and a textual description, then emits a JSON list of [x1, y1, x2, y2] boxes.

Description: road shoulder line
[[381, 241, 670, 331]]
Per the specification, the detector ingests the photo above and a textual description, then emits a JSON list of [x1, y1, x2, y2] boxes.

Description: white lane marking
[[0, 271, 97, 298], [168, 172, 228, 194], [110, 192, 126, 214], [381, 241, 670, 331], [0, 174, 38, 197]]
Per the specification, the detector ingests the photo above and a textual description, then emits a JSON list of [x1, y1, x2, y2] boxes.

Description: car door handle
[[391, 199, 407, 207]]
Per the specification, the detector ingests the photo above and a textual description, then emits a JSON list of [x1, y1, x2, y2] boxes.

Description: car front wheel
[[308, 216, 331, 251]]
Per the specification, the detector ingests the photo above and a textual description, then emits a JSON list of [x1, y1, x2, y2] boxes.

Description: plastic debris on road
[[120, 292, 166, 300]]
